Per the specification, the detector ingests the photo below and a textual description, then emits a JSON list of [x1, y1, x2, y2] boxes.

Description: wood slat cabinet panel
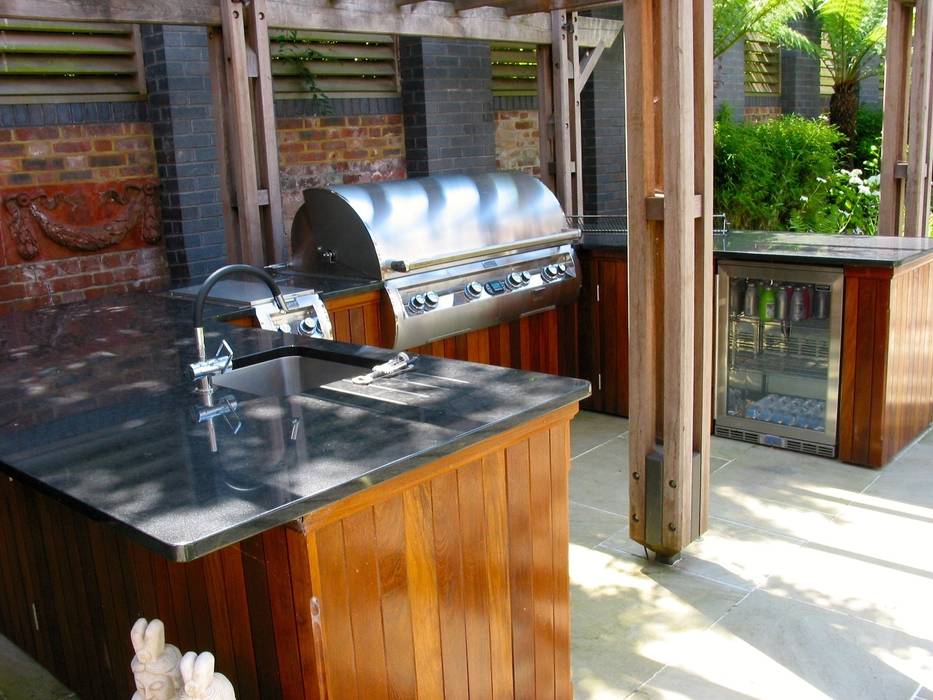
[[0, 405, 578, 699], [407, 308, 572, 376], [577, 249, 629, 416], [323, 290, 384, 347], [839, 261, 933, 467], [302, 406, 576, 699]]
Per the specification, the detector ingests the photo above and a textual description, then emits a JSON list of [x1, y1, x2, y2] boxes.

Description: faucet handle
[[187, 338, 234, 383]]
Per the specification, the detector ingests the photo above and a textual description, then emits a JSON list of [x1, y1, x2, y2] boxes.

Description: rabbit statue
[[130, 618, 183, 700], [179, 651, 237, 700]]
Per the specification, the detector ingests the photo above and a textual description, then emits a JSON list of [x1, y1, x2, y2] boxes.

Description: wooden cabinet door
[[578, 250, 629, 417]]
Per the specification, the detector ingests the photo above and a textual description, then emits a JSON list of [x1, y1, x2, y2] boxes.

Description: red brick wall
[[277, 114, 406, 234], [0, 122, 168, 314], [494, 111, 540, 176]]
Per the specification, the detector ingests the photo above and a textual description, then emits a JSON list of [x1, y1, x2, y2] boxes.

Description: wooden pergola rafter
[[4, 0, 714, 558]]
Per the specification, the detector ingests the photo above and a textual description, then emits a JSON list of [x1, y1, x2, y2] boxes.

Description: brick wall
[[494, 110, 540, 175], [276, 104, 406, 234], [0, 121, 169, 314], [399, 37, 496, 177], [714, 40, 746, 119]]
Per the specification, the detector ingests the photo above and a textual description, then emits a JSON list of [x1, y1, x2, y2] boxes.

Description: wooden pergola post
[[212, 0, 286, 265], [625, 0, 712, 560], [880, 0, 933, 237]]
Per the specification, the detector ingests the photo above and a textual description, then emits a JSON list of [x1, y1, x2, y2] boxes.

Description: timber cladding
[[838, 261, 933, 467], [0, 405, 578, 699]]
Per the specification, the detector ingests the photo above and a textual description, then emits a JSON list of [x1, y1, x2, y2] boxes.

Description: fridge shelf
[[729, 353, 828, 381], [728, 316, 831, 367]]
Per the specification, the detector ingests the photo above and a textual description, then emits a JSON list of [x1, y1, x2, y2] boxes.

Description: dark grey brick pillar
[[398, 37, 495, 177], [714, 39, 746, 119], [580, 7, 627, 215], [781, 17, 822, 118], [141, 25, 226, 285]]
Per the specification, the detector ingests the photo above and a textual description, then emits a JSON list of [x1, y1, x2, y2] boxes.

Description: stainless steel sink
[[213, 349, 364, 397]]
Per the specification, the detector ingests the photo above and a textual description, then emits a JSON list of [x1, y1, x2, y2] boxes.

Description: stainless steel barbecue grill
[[284, 171, 582, 349]]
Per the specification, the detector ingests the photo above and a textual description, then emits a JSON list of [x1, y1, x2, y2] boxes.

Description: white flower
[[848, 172, 863, 185], [851, 168, 863, 176], [866, 174, 881, 187], [800, 195, 809, 202], [816, 177, 827, 183], [858, 184, 871, 195]]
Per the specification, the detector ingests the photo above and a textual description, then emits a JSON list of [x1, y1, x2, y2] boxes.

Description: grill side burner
[[288, 172, 581, 350]]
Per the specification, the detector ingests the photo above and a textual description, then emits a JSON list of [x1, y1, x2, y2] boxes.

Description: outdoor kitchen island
[[0, 293, 589, 699]]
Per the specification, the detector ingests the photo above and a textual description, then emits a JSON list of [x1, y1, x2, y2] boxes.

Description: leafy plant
[[272, 31, 333, 116], [851, 107, 883, 171], [714, 110, 841, 230], [789, 157, 880, 235], [713, 0, 810, 58], [791, 0, 887, 148]]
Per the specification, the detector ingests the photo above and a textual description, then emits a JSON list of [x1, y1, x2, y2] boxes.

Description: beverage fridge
[[715, 261, 844, 457]]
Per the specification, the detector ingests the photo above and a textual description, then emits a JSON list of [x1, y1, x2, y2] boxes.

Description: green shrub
[[851, 107, 883, 171], [714, 113, 840, 230]]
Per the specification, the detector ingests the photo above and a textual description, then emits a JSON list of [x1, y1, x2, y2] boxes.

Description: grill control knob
[[556, 263, 567, 275], [521, 271, 532, 284], [542, 264, 560, 281], [506, 272, 523, 289], [409, 294, 426, 312], [424, 291, 440, 308], [464, 282, 483, 299]]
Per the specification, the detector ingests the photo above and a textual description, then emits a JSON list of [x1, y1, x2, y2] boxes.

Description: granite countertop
[[579, 230, 933, 268], [0, 294, 588, 562]]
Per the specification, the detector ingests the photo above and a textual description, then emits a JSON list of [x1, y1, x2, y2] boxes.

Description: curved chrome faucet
[[188, 264, 288, 392]]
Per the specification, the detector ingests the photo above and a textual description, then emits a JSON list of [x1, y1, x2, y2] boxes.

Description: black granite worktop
[[0, 294, 588, 562], [580, 230, 933, 268]]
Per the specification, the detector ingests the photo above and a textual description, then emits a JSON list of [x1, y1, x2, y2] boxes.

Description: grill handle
[[387, 229, 581, 273]]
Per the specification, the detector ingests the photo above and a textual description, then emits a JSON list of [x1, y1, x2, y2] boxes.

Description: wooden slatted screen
[[491, 42, 538, 96], [744, 36, 781, 96], [0, 18, 145, 103], [270, 31, 399, 99], [819, 35, 834, 96]]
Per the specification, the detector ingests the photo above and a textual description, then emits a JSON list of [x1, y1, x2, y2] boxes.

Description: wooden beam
[[905, 0, 933, 236], [536, 43, 557, 193], [244, 0, 287, 263], [660, 0, 696, 552], [879, 0, 912, 235], [644, 193, 702, 220], [550, 10, 583, 214], [219, 0, 264, 266], [207, 27, 240, 264], [506, 0, 623, 16], [624, 0, 661, 547], [691, 0, 713, 539], [577, 40, 605, 93], [0, 0, 623, 47]]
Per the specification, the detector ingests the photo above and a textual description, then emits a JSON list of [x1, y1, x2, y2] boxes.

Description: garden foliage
[[714, 107, 882, 234]]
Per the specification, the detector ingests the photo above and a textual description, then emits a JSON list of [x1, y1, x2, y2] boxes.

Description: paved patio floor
[[2, 409, 933, 699], [570, 410, 933, 700]]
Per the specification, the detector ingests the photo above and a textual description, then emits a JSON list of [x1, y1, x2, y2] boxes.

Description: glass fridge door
[[716, 262, 844, 453]]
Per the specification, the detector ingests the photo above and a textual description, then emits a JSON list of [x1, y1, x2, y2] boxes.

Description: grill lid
[[290, 171, 577, 280]]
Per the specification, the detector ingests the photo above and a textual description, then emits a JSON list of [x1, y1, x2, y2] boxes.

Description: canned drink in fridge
[[743, 281, 759, 317], [758, 284, 777, 321], [775, 284, 793, 320], [814, 285, 830, 319], [790, 285, 808, 322], [729, 278, 747, 315]]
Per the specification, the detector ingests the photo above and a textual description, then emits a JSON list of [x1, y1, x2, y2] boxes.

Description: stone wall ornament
[[179, 651, 237, 700], [130, 618, 183, 700], [2, 182, 161, 260]]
